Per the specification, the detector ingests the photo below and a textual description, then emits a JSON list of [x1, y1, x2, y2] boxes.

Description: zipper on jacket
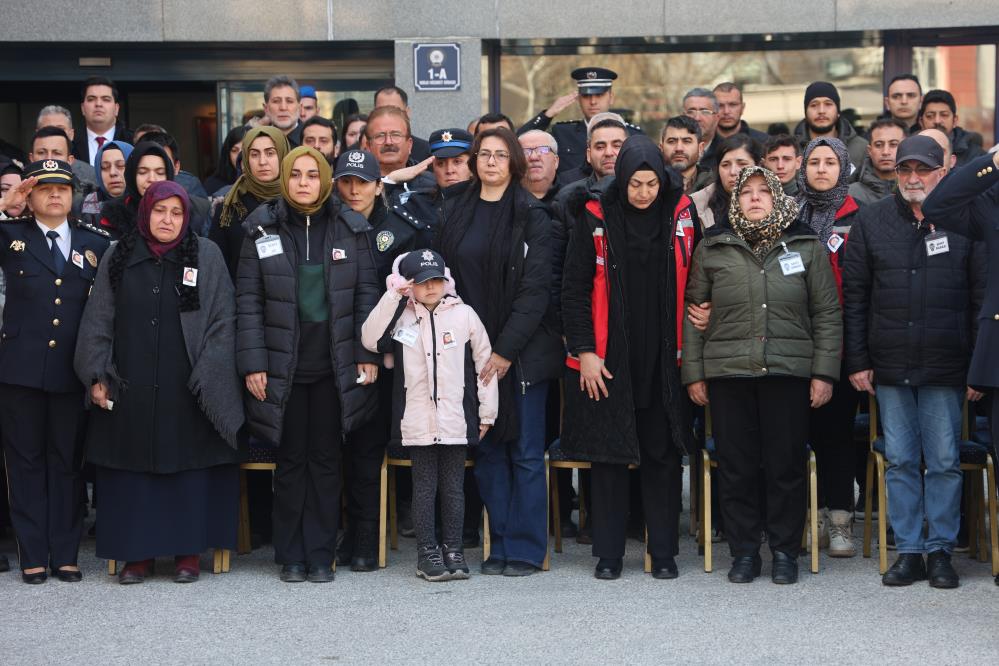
[[427, 308, 439, 403], [305, 215, 311, 261]]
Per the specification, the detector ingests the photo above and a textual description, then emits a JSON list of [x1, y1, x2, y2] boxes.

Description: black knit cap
[[804, 81, 841, 112]]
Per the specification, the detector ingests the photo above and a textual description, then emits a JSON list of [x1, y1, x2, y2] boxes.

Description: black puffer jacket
[[236, 197, 381, 444], [842, 192, 986, 386]]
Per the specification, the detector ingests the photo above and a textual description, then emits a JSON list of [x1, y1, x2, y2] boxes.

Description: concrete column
[[394, 37, 482, 141]]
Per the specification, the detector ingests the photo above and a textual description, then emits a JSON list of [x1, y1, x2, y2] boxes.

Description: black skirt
[[95, 464, 238, 561]]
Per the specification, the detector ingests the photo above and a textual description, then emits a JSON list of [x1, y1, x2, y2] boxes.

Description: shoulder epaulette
[[76, 220, 112, 238], [0, 214, 32, 224], [390, 204, 428, 230], [626, 122, 643, 131], [555, 119, 584, 126]]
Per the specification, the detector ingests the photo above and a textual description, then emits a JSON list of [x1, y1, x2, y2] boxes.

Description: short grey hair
[[37, 105, 73, 129], [264, 75, 300, 102], [682, 88, 719, 111], [519, 129, 558, 155]]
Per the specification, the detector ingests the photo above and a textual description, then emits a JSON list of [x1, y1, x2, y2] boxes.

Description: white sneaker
[[808, 507, 830, 550], [828, 509, 856, 558]]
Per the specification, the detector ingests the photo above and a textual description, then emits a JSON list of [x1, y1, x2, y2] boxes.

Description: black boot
[[651, 557, 678, 579], [926, 550, 959, 589], [727, 554, 762, 583], [771, 551, 798, 585], [350, 521, 379, 572], [594, 557, 622, 580], [882, 553, 926, 586]]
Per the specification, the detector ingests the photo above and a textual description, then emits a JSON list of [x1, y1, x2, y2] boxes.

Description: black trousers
[[273, 375, 343, 567], [709, 376, 809, 558], [343, 372, 390, 527], [809, 368, 860, 511], [591, 406, 682, 560], [0, 384, 85, 569]]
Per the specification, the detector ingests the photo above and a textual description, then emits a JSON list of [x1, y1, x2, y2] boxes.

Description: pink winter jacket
[[360, 259, 498, 447]]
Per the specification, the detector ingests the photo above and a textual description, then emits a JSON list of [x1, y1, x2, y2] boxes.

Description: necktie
[[95, 136, 107, 150], [47, 230, 65, 275]]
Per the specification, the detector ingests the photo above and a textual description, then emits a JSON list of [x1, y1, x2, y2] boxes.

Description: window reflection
[[501, 48, 884, 141], [913, 45, 995, 148]]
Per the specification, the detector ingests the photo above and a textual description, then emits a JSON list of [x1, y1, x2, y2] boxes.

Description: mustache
[[379, 145, 400, 154]]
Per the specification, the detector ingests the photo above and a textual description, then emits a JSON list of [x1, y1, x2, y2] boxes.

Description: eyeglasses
[[523, 146, 554, 157], [369, 131, 408, 144], [476, 150, 510, 163], [895, 165, 940, 177], [685, 108, 716, 117]]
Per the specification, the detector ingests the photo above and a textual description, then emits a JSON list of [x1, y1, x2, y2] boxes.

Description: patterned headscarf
[[218, 126, 289, 228], [728, 166, 800, 260], [796, 137, 850, 247]]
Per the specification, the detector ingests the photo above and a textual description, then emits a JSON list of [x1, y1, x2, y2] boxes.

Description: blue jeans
[[876, 384, 963, 554], [474, 381, 549, 567]]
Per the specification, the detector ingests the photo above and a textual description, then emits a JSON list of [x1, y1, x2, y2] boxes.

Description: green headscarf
[[218, 126, 290, 228], [728, 165, 800, 260], [280, 146, 333, 216]]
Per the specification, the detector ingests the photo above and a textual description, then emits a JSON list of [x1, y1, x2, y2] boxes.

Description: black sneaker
[[442, 544, 470, 580], [416, 545, 449, 582], [927, 550, 959, 589]]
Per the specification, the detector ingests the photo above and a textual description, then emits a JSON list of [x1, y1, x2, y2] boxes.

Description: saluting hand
[[385, 157, 433, 184], [544, 92, 579, 119], [0, 176, 37, 214]]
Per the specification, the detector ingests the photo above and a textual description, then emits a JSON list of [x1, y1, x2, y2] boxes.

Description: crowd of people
[[0, 69, 997, 589]]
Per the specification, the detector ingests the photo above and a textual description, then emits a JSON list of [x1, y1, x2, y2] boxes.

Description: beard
[[900, 187, 926, 203], [806, 118, 837, 135], [670, 155, 695, 171]]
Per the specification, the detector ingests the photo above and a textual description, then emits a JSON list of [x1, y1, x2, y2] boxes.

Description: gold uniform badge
[[85, 249, 98, 267], [9, 240, 26, 252], [376, 230, 394, 252]]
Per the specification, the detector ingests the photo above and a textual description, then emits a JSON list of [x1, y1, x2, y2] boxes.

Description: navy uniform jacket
[[368, 190, 438, 287], [923, 153, 999, 388], [517, 112, 643, 176], [0, 216, 111, 393]]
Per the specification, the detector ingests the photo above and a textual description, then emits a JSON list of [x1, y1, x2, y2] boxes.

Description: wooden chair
[[700, 407, 820, 574], [377, 450, 550, 570], [862, 395, 999, 575], [548, 441, 652, 573]]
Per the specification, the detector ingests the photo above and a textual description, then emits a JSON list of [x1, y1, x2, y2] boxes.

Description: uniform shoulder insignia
[[626, 122, 643, 131], [554, 119, 583, 126], [0, 214, 32, 224], [76, 220, 112, 238], [390, 204, 423, 230]]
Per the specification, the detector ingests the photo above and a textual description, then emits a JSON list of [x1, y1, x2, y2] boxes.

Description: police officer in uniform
[[517, 67, 642, 176], [0, 160, 111, 584]]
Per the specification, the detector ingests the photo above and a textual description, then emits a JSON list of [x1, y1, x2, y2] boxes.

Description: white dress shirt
[[87, 127, 116, 167], [38, 219, 71, 261]]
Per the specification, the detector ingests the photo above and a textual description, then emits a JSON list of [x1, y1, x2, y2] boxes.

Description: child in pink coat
[[361, 249, 497, 581]]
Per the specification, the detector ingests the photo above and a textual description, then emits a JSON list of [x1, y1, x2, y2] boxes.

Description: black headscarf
[[124, 142, 176, 207], [611, 135, 678, 407]]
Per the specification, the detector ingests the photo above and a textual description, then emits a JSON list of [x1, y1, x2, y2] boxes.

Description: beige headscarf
[[218, 126, 290, 228], [728, 166, 800, 259]]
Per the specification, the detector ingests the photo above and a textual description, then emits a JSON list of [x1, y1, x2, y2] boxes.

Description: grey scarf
[[74, 237, 245, 447], [796, 137, 850, 247]]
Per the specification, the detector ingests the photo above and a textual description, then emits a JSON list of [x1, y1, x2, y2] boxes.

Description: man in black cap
[[517, 67, 642, 175], [793, 81, 868, 171], [0, 159, 111, 584], [843, 135, 985, 590]]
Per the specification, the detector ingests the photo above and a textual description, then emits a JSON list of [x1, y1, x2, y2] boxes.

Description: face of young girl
[[412, 278, 445, 308]]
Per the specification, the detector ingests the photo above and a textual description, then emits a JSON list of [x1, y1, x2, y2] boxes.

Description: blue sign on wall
[[413, 43, 461, 92]]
